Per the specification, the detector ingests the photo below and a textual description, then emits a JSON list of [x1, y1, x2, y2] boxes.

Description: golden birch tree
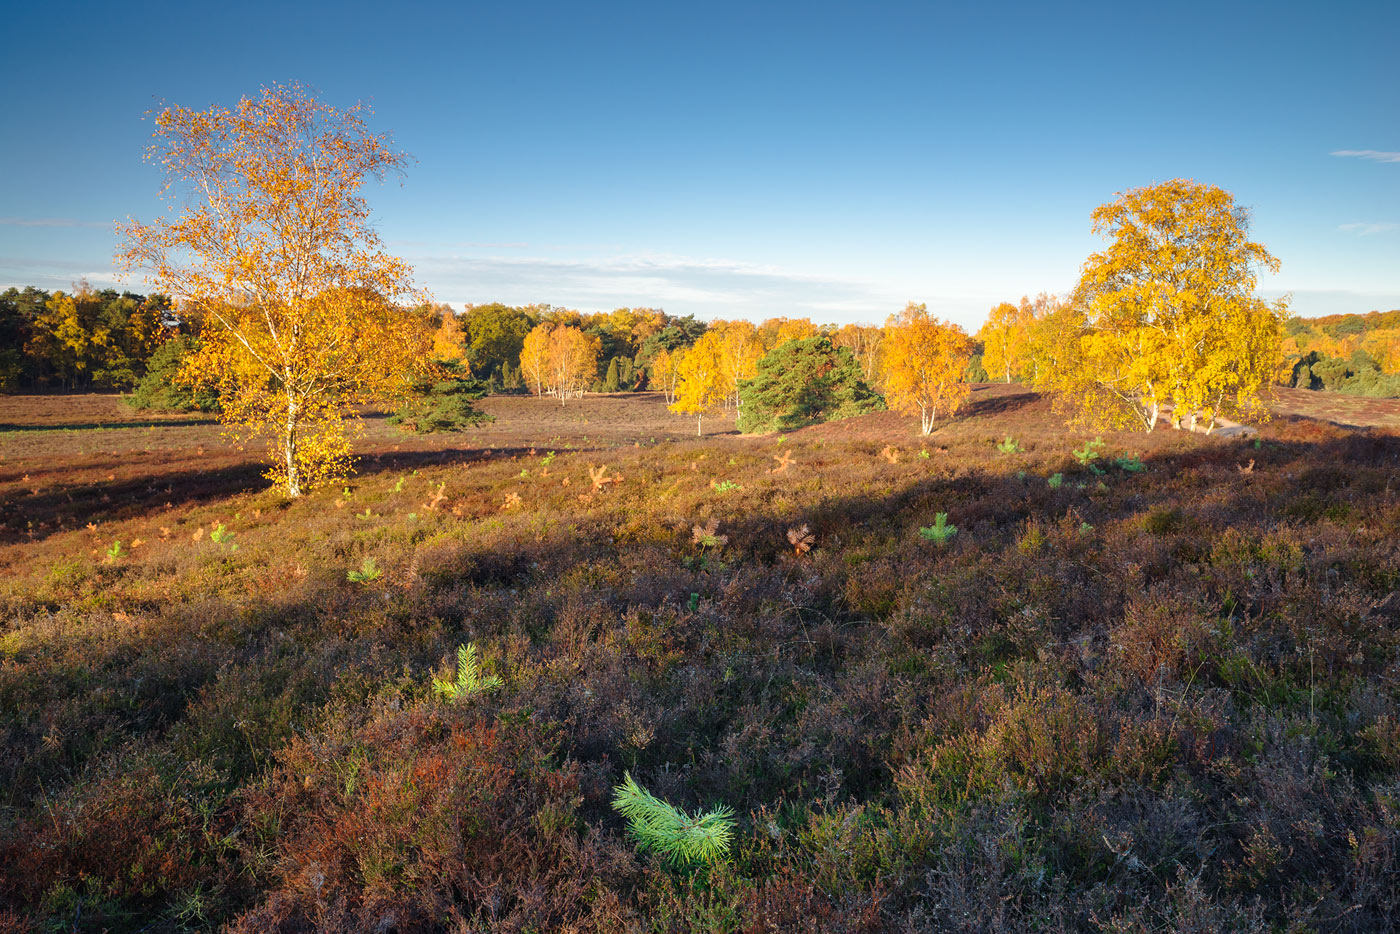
[[670, 331, 728, 435], [519, 324, 550, 396], [881, 303, 974, 434], [548, 324, 602, 403], [713, 320, 764, 414], [118, 83, 430, 496], [427, 306, 468, 365], [831, 323, 884, 387], [518, 322, 600, 402], [759, 317, 820, 350], [650, 347, 682, 404], [1048, 179, 1287, 432]]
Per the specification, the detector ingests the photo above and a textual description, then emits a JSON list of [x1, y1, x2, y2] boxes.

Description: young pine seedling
[[710, 479, 740, 494], [432, 642, 502, 700], [210, 523, 238, 551], [346, 557, 382, 584], [106, 540, 126, 561], [1072, 438, 1104, 466], [611, 771, 734, 867], [1114, 453, 1146, 473], [1048, 473, 1064, 489], [996, 436, 1022, 455], [918, 512, 958, 546]]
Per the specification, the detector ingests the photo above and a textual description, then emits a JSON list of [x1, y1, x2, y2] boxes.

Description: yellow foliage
[[518, 322, 601, 403], [830, 324, 884, 387], [1038, 179, 1288, 432], [759, 317, 820, 350], [670, 332, 729, 435], [711, 320, 764, 412], [118, 83, 430, 495], [881, 303, 974, 435], [649, 348, 683, 405], [428, 307, 468, 365], [977, 296, 1045, 384]]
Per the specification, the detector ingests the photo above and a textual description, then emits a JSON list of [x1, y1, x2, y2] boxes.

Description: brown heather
[[1, 385, 1400, 931]]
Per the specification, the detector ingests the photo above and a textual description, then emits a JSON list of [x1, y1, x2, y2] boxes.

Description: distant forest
[[1284, 309, 1400, 396], [3, 283, 1399, 399]]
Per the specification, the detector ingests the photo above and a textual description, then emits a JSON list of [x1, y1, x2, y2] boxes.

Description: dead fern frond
[[421, 482, 447, 511], [692, 518, 728, 548], [787, 524, 814, 555], [590, 464, 619, 491]]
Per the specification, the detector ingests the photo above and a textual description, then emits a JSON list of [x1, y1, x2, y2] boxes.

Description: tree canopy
[[1038, 179, 1288, 432], [118, 83, 432, 495], [736, 336, 884, 433], [881, 303, 975, 434]]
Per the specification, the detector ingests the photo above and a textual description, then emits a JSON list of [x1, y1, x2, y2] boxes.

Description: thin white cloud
[[0, 217, 112, 228], [387, 239, 530, 249], [409, 250, 918, 324], [1330, 150, 1400, 163], [1339, 222, 1399, 235]]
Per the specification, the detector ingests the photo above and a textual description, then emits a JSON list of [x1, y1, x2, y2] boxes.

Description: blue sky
[[1, 0, 1396, 330]]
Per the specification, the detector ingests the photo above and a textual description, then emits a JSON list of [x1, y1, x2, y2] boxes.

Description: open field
[[1264, 386, 1400, 430], [2, 387, 1400, 931]]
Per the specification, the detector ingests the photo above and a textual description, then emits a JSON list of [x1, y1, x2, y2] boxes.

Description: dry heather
[[1, 385, 1399, 932]]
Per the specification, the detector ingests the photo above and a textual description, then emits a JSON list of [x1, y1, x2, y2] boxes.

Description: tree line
[[0, 285, 174, 391]]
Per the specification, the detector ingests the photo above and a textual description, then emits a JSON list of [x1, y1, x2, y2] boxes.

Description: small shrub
[[1143, 507, 1185, 536], [711, 479, 740, 494], [125, 335, 220, 413], [1114, 453, 1146, 473], [996, 436, 1022, 455], [388, 361, 493, 433], [105, 540, 125, 561], [1047, 473, 1064, 489], [611, 771, 734, 866]]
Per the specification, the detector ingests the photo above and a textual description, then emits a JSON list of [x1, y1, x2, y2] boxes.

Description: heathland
[[2, 386, 1399, 931]]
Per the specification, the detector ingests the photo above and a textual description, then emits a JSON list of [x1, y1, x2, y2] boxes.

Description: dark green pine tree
[[126, 336, 221, 412], [389, 361, 495, 433], [603, 356, 621, 392], [736, 336, 884, 433]]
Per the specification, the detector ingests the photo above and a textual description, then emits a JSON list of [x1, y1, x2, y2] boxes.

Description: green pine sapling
[[432, 642, 502, 700], [918, 512, 958, 546], [611, 771, 734, 866]]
